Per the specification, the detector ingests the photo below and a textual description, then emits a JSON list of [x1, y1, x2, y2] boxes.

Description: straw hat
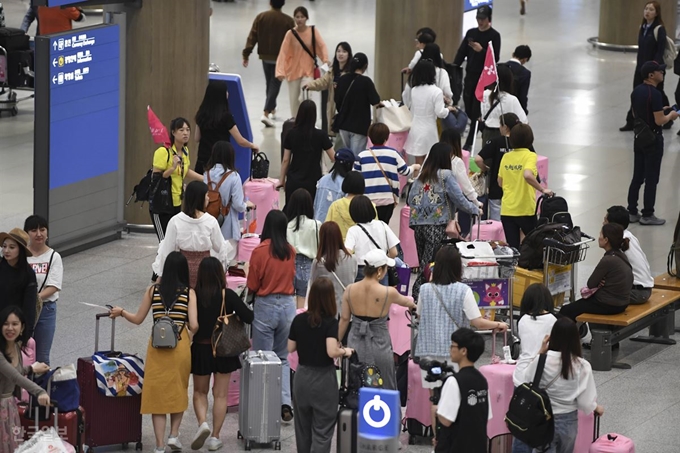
[[0, 228, 33, 257]]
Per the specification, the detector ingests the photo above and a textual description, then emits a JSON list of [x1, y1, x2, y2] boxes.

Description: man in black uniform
[[505, 45, 532, 115], [435, 328, 491, 453], [627, 60, 678, 226], [453, 5, 501, 150]]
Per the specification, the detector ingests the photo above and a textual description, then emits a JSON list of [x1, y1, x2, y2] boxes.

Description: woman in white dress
[[402, 60, 457, 165], [481, 63, 527, 144]]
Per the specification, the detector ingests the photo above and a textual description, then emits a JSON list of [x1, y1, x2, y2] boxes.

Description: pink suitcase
[[535, 155, 549, 197], [387, 304, 411, 356], [404, 358, 431, 428], [462, 149, 470, 172], [368, 131, 409, 153], [590, 432, 635, 453], [469, 219, 506, 242], [243, 178, 280, 235], [227, 370, 240, 407], [237, 235, 260, 263], [399, 206, 419, 268], [20, 338, 36, 403], [479, 363, 515, 439], [575, 411, 597, 452]]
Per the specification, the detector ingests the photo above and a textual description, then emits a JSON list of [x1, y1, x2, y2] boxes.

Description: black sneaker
[[281, 404, 293, 423], [619, 124, 634, 131]]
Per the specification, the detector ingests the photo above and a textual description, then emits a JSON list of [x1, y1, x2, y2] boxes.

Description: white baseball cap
[[362, 249, 395, 268]]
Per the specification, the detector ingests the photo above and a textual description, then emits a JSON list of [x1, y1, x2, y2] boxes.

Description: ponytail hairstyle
[[348, 52, 369, 73]]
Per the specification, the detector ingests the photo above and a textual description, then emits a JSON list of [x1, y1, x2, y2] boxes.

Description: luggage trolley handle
[[32, 401, 59, 432], [94, 312, 115, 353]]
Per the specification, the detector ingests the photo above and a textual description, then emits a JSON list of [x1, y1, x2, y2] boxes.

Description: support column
[[375, 0, 464, 101], [597, 0, 676, 47], [108, 0, 211, 225]]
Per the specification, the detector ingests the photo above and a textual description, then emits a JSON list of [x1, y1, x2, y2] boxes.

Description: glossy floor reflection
[[0, 0, 679, 451]]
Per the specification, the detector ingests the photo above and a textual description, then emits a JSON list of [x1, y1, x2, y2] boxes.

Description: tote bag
[[375, 99, 412, 133], [92, 352, 144, 397]]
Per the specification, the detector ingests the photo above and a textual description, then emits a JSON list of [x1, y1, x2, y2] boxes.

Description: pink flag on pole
[[475, 43, 498, 102], [147, 105, 170, 147]]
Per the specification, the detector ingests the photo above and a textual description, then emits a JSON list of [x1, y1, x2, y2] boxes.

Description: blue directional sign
[[358, 388, 401, 439], [47, 25, 120, 189]]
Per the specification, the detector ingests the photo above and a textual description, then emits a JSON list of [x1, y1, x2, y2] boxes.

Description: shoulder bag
[[478, 98, 501, 133], [291, 26, 321, 79], [332, 76, 357, 132], [368, 148, 399, 204], [212, 290, 251, 357], [633, 85, 659, 150], [356, 223, 400, 287], [149, 148, 177, 215]]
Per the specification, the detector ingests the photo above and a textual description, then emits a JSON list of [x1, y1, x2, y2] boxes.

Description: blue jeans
[[339, 130, 368, 158], [34, 301, 57, 365], [294, 254, 312, 297], [541, 411, 578, 453], [512, 437, 533, 453], [252, 294, 296, 406], [488, 198, 501, 221]]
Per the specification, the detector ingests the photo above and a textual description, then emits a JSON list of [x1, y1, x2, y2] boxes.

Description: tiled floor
[[1, 0, 680, 451]]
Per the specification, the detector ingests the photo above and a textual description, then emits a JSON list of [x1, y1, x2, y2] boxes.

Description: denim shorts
[[294, 254, 313, 296]]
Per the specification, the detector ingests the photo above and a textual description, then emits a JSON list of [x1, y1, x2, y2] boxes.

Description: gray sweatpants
[[293, 364, 339, 453], [630, 287, 652, 305]]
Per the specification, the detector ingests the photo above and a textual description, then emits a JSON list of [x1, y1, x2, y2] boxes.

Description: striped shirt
[[151, 285, 189, 332], [354, 146, 412, 206]]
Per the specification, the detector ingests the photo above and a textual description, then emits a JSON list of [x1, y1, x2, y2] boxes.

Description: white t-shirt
[[513, 313, 558, 386], [623, 229, 654, 288], [481, 91, 527, 128], [522, 351, 598, 415], [437, 371, 493, 422], [27, 249, 63, 302], [345, 220, 400, 266]]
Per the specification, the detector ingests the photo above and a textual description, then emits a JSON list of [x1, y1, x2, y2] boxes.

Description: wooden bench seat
[[575, 289, 680, 371], [654, 273, 680, 292]]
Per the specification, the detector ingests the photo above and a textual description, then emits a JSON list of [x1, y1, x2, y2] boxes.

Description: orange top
[[275, 26, 329, 81], [247, 240, 296, 296], [38, 6, 82, 35]]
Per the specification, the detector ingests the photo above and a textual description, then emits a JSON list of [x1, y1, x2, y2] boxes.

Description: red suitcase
[[77, 313, 143, 450], [18, 403, 85, 452]]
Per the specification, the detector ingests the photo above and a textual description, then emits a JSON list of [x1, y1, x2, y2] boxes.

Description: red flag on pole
[[475, 43, 498, 102], [147, 105, 170, 147]]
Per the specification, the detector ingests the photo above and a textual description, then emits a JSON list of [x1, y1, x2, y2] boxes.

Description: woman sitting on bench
[[560, 223, 633, 321]]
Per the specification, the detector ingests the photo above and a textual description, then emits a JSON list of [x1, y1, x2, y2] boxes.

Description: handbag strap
[[38, 250, 56, 294], [431, 285, 461, 329], [291, 27, 317, 65], [438, 171, 454, 222], [368, 148, 398, 204], [337, 76, 358, 116], [357, 223, 385, 254], [532, 354, 548, 388], [482, 99, 501, 122]]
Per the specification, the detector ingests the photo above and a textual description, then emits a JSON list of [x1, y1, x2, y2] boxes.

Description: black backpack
[[128, 148, 171, 206], [505, 354, 556, 450], [668, 211, 680, 277], [536, 194, 572, 228], [442, 62, 463, 105], [519, 223, 581, 270]]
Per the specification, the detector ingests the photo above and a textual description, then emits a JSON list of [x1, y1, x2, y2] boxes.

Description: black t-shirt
[[631, 82, 663, 133], [195, 288, 254, 341], [283, 127, 332, 184], [453, 27, 501, 80], [288, 313, 339, 367], [334, 73, 381, 135], [478, 136, 535, 200], [197, 113, 237, 167]]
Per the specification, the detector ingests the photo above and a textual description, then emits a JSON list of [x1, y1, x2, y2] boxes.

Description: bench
[[576, 289, 680, 371], [654, 272, 680, 292]]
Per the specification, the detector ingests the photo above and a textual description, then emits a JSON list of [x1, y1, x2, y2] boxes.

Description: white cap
[[362, 249, 395, 268]]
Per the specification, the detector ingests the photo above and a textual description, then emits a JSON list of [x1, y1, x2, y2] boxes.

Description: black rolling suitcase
[[337, 354, 358, 453], [7, 49, 34, 88], [0, 27, 29, 51]]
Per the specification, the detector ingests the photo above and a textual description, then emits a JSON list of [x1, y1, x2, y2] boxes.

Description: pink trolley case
[[399, 206, 419, 268], [243, 177, 280, 235], [403, 358, 431, 430], [468, 219, 506, 242]]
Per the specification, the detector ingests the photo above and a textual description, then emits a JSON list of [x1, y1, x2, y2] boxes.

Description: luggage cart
[[458, 246, 521, 358], [542, 233, 595, 304], [0, 45, 34, 117]]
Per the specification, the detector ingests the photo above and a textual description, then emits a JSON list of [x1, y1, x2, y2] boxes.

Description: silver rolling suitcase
[[237, 350, 282, 451]]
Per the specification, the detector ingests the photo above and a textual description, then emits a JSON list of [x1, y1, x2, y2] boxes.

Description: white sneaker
[[154, 448, 165, 453], [206, 437, 223, 451], [269, 111, 277, 120], [190, 422, 211, 450], [167, 434, 182, 451], [261, 115, 275, 127]]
